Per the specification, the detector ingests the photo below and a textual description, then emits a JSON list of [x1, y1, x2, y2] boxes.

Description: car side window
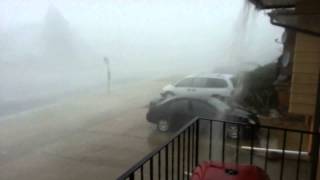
[[206, 78, 228, 88], [192, 78, 207, 88], [191, 100, 216, 118], [169, 99, 189, 113], [175, 78, 193, 87]]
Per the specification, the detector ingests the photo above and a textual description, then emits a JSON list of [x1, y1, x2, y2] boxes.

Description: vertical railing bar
[[264, 128, 271, 171], [280, 130, 287, 180], [209, 120, 213, 160], [235, 124, 240, 165], [311, 77, 320, 180], [222, 122, 226, 163], [249, 124, 255, 165], [150, 157, 154, 180], [187, 127, 191, 178], [158, 151, 161, 180], [140, 165, 144, 180], [191, 124, 195, 168], [182, 131, 185, 180], [195, 120, 200, 166], [172, 139, 175, 180], [177, 135, 181, 180], [296, 132, 303, 180], [310, 133, 320, 180], [165, 146, 168, 180], [129, 173, 135, 180]]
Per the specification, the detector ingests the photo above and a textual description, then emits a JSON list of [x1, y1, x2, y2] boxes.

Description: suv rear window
[[206, 78, 228, 88]]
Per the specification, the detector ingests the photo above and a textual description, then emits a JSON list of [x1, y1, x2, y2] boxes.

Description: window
[[191, 100, 215, 118], [206, 78, 228, 88], [192, 78, 207, 88], [175, 78, 193, 87], [208, 98, 230, 112], [169, 99, 189, 114]]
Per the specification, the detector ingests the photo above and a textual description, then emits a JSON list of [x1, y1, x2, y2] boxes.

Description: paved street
[[0, 79, 175, 180]]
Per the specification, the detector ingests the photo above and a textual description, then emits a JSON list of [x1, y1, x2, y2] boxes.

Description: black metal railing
[[117, 118, 319, 180]]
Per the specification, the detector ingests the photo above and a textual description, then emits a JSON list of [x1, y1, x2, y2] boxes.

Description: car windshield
[[207, 98, 230, 112]]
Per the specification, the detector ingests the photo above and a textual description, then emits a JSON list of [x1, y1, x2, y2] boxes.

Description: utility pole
[[104, 57, 111, 93]]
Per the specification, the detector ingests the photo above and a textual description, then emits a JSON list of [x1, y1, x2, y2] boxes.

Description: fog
[[0, 0, 283, 116]]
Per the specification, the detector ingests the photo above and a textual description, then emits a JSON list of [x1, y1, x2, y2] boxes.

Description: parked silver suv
[[161, 73, 236, 99]]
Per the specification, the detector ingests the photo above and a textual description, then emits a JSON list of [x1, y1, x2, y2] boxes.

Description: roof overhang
[[269, 10, 320, 36], [249, 0, 296, 9]]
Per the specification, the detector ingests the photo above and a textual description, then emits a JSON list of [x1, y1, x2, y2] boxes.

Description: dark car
[[146, 96, 259, 138]]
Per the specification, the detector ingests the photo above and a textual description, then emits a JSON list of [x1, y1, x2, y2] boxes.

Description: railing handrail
[[200, 117, 320, 135]]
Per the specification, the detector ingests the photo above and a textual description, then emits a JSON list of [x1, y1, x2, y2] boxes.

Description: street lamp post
[[104, 57, 111, 93]]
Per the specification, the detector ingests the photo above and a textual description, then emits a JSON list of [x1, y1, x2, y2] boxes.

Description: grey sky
[[0, 0, 283, 102]]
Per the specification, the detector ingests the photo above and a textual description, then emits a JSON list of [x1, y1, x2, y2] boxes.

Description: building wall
[[289, 33, 320, 115], [289, 0, 320, 116]]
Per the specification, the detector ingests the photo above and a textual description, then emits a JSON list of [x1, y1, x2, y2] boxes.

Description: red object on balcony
[[191, 161, 270, 180]]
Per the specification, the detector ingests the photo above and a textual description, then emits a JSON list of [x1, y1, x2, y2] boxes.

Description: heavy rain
[[2, 0, 311, 180]]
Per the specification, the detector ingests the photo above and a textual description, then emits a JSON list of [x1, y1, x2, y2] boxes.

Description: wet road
[[0, 78, 312, 180], [0, 79, 175, 180]]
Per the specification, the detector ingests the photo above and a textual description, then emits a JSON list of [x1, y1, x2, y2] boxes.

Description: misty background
[[0, 0, 283, 116]]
